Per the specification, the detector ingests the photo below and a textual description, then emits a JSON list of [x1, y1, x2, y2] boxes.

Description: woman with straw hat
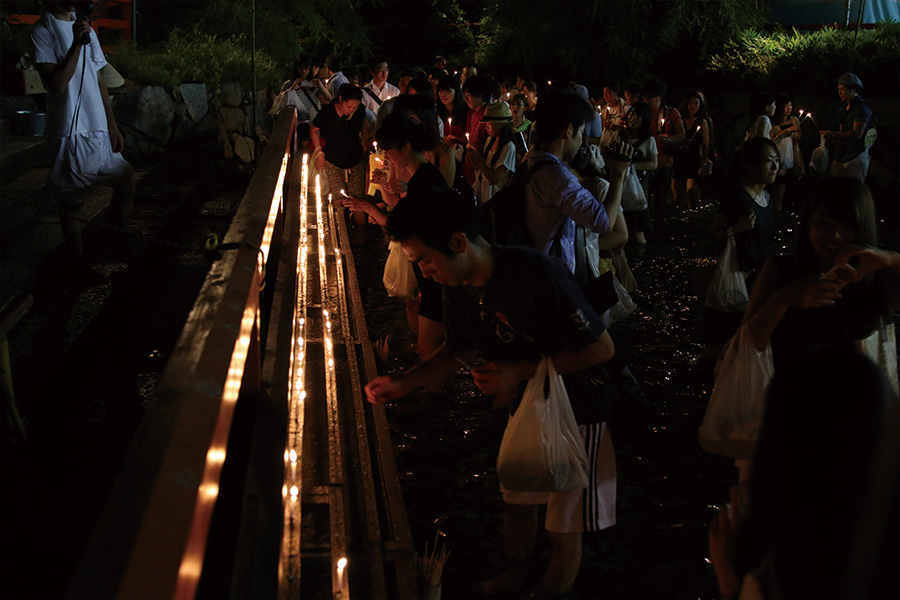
[[466, 102, 518, 204]]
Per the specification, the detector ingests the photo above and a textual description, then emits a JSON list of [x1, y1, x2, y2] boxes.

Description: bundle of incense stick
[[417, 531, 451, 588]]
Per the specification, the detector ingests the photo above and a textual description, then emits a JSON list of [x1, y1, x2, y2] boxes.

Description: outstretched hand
[[365, 375, 409, 405], [603, 139, 634, 176], [834, 245, 899, 282], [778, 274, 844, 308]]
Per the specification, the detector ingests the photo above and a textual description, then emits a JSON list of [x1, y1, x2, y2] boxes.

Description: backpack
[[479, 158, 554, 246]]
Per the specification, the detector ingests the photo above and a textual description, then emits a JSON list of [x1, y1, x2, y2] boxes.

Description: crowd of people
[[25, 3, 894, 595], [274, 54, 892, 600]]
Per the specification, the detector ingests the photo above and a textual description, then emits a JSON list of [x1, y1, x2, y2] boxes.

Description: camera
[[73, 1, 95, 45]]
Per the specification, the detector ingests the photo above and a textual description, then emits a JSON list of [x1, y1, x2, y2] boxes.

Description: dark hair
[[522, 80, 538, 93], [733, 346, 891, 598], [678, 90, 708, 122], [406, 77, 434, 98], [462, 75, 492, 101], [642, 78, 666, 99], [368, 57, 388, 72], [623, 101, 652, 144], [337, 83, 362, 103], [376, 112, 439, 154], [535, 91, 594, 142], [774, 92, 793, 125], [293, 54, 312, 77], [796, 178, 878, 274], [428, 67, 447, 81], [604, 81, 621, 93], [517, 69, 533, 82], [386, 188, 481, 257], [395, 94, 438, 127], [752, 92, 776, 118], [720, 137, 778, 215], [325, 53, 342, 72], [436, 75, 467, 122], [511, 93, 528, 107], [623, 82, 641, 99]]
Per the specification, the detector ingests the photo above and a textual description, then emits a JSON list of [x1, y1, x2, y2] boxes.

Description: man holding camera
[[31, 1, 134, 283]]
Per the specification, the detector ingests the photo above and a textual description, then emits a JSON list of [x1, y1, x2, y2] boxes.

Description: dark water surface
[[347, 203, 777, 600]]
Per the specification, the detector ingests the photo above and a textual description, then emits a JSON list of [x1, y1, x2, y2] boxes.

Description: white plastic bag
[[703, 236, 749, 313], [810, 133, 829, 173], [698, 326, 773, 459], [778, 136, 794, 170], [621, 165, 647, 212], [608, 275, 637, 324], [496, 357, 589, 492], [382, 241, 418, 299]]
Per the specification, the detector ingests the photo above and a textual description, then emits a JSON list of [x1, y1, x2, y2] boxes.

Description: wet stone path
[[349, 203, 802, 600]]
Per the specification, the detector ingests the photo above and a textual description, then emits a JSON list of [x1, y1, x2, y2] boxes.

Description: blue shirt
[[524, 150, 610, 273]]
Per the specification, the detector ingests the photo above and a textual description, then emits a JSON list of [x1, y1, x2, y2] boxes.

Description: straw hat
[[99, 64, 125, 88], [481, 102, 512, 123]]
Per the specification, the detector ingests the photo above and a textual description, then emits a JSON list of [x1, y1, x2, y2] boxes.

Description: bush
[[708, 23, 900, 96], [108, 28, 279, 89]]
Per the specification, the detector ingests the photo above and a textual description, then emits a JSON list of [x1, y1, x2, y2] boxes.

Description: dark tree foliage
[[476, 0, 767, 91]]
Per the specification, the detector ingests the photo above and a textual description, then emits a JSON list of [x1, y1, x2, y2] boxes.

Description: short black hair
[[462, 75, 492, 100], [535, 91, 594, 142], [326, 53, 342, 72], [386, 188, 481, 257], [368, 57, 388, 72], [406, 77, 434, 98], [642, 78, 666, 99], [337, 83, 362, 102], [376, 112, 438, 153]]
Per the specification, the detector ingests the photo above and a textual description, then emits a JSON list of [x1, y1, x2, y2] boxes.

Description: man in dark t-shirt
[[366, 188, 617, 599], [823, 72, 873, 182]]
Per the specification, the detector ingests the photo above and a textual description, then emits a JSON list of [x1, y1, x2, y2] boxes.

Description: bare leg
[[471, 503, 534, 596], [672, 177, 686, 208], [417, 316, 445, 393], [686, 177, 701, 209], [542, 531, 581, 593]]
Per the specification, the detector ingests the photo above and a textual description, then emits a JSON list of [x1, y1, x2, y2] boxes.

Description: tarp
[[769, 0, 900, 26]]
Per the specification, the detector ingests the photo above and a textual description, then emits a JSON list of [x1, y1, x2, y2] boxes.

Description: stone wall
[[112, 81, 272, 165]]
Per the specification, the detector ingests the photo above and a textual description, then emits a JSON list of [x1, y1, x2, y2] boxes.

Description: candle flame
[[337, 558, 348, 569]]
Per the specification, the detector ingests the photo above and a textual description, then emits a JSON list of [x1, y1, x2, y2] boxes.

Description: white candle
[[337, 557, 348, 595]]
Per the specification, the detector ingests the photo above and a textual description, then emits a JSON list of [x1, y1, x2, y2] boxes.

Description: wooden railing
[[68, 109, 416, 599]]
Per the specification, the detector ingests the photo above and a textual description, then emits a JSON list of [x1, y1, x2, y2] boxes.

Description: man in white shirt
[[31, 0, 134, 283], [360, 59, 400, 113]]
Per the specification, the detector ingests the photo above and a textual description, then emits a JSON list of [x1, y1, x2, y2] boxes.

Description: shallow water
[[350, 202, 794, 599]]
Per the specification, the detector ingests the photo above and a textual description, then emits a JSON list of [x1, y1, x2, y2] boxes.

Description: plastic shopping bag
[[703, 236, 749, 313], [698, 326, 773, 460], [496, 357, 589, 492], [608, 275, 637, 324], [809, 133, 829, 173], [621, 165, 648, 212], [382, 241, 418, 299]]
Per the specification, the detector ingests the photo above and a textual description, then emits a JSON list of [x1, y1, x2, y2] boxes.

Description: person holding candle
[[672, 91, 711, 210], [770, 93, 804, 213], [607, 102, 658, 245], [601, 82, 627, 132], [436, 75, 468, 149], [466, 102, 518, 204], [642, 78, 685, 223], [822, 73, 874, 183], [366, 187, 618, 600], [311, 84, 370, 224], [462, 75, 492, 183]]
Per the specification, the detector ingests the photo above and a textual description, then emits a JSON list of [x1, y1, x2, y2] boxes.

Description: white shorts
[[48, 131, 133, 201], [501, 422, 616, 534]]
